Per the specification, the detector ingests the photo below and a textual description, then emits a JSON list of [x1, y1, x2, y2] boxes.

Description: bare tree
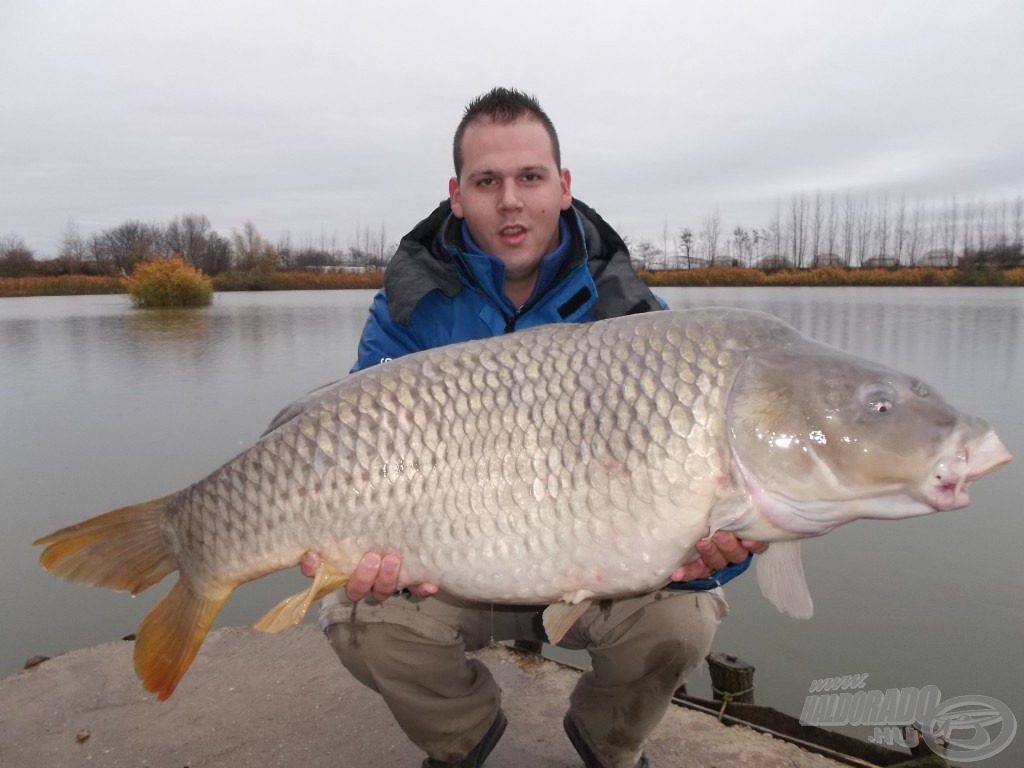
[[661, 218, 670, 269], [631, 239, 662, 272], [960, 199, 976, 257], [788, 193, 809, 267], [906, 196, 924, 266], [974, 198, 988, 253], [90, 220, 162, 274], [232, 221, 278, 272], [873, 191, 890, 259], [59, 218, 88, 262], [825, 193, 838, 258], [893, 193, 907, 264], [840, 191, 855, 266], [1013, 194, 1023, 247], [699, 209, 722, 265], [810, 192, 823, 263], [941, 194, 959, 261], [993, 198, 1008, 248], [855, 193, 873, 266], [165, 214, 213, 270], [676, 228, 694, 268], [0, 234, 35, 277], [731, 226, 752, 267], [767, 200, 783, 263]]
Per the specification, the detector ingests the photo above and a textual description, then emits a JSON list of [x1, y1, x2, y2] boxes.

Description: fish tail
[[135, 579, 228, 700], [35, 494, 229, 699], [33, 495, 178, 594]]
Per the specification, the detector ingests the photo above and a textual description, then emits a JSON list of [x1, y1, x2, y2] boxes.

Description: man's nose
[[498, 183, 523, 211]]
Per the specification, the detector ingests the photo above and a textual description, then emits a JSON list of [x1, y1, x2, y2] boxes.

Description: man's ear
[[560, 168, 572, 210], [449, 177, 464, 218]]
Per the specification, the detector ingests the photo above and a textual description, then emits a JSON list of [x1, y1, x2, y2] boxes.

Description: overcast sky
[[3, 0, 1022, 257]]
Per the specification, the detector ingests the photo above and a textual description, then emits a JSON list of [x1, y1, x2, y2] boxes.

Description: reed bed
[[0, 275, 127, 297], [212, 270, 384, 291], [4, 265, 1021, 298], [642, 266, 1024, 287]]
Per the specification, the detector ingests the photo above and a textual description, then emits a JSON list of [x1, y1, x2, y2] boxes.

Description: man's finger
[[408, 583, 440, 598], [345, 552, 382, 602], [299, 551, 323, 578], [371, 552, 401, 601], [671, 560, 713, 582], [740, 539, 770, 555], [695, 537, 729, 572]]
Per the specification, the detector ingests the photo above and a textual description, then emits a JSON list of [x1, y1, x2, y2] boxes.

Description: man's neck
[[504, 278, 537, 310]]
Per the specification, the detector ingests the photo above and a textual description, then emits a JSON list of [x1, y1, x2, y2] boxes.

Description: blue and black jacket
[[351, 199, 751, 589]]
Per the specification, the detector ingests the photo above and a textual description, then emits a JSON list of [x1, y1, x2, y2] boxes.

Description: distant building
[[919, 249, 956, 267], [756, 256, 794, 271], [862, 255, 900, 269], [811, 252, 845, 268], [664, 256, 711, 269]]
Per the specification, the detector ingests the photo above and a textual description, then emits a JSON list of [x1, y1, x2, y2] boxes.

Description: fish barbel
[[35, 308, 1011, 699]]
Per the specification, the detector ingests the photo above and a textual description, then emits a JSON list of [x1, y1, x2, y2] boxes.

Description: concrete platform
[[0, 626, 843, 767]]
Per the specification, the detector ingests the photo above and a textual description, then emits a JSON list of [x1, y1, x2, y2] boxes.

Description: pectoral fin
[[542, 599, 592, 644], [756, 540, 814, 618], [254, 563, 348, 632]]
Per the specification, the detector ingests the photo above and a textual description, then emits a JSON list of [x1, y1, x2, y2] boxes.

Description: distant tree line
[[0, 214, 394, 279], [3, 191, 1022, 280], [629, 192, 1024, 272]]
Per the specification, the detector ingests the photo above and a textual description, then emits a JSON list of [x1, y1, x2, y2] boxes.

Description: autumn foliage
[[124, 256, 213, 307]]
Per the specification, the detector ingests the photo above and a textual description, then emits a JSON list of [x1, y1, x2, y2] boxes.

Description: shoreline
[[2, 264, 1023, 299]]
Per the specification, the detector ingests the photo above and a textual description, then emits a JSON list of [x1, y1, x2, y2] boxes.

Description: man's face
[[449, 116, 572, 303]]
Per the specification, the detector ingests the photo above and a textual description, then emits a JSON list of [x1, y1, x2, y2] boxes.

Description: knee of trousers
[[617, 591, 728, 680], [324, 620, 431, 693]]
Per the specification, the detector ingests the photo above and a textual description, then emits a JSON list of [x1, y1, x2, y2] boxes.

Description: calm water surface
[[1, 287, 1021, 764]]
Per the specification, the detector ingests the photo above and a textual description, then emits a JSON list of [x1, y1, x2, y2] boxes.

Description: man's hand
[[299, 550, 439, 602], [670, 532, 768, 582]]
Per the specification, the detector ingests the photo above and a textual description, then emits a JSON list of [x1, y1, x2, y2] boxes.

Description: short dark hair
[[453, 87, 561, 179]]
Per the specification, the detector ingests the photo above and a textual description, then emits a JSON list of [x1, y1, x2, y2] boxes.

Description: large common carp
[[35, 308, 1011, 700]]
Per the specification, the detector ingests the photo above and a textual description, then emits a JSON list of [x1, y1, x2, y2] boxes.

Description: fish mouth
[[923, 429, 1012, 511]]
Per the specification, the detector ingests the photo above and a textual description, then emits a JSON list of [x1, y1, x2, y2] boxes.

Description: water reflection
[[662, 287, 1024, 398], [128, 307, 215, 342]]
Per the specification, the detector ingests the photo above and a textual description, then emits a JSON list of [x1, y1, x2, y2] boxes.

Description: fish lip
[[920, 429, 1012, 511]]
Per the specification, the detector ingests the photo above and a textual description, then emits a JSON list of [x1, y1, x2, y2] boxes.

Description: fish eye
[[910, 380, 929, 398], [862, 383, 898, 415]]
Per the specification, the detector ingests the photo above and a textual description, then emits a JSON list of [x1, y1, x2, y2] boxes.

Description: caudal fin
[[135, 579, 228, 700], [34, 495, 228, 700], [34, 495, 178, 594]]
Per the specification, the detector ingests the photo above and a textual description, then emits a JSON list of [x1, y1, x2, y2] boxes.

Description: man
[[307, 88, 764, 768]]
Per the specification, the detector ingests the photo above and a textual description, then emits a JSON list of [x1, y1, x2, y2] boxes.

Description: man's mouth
[[499, 225, 527, 244]]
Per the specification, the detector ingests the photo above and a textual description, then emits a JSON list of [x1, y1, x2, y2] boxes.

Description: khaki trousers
[[320, 589, 727, 767]]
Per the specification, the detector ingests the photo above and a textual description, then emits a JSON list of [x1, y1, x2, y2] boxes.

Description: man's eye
[[522, 173, 540, 182], [478, 178, 497, 187]]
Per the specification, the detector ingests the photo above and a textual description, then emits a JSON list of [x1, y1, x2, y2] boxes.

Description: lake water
[[1, 287, 1021, 765]]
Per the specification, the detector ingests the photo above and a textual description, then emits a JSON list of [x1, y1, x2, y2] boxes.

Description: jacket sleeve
[[663, 554, 753, 591]]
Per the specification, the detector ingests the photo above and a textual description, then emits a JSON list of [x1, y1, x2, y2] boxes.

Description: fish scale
[[34, 308, 1010, 700]]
